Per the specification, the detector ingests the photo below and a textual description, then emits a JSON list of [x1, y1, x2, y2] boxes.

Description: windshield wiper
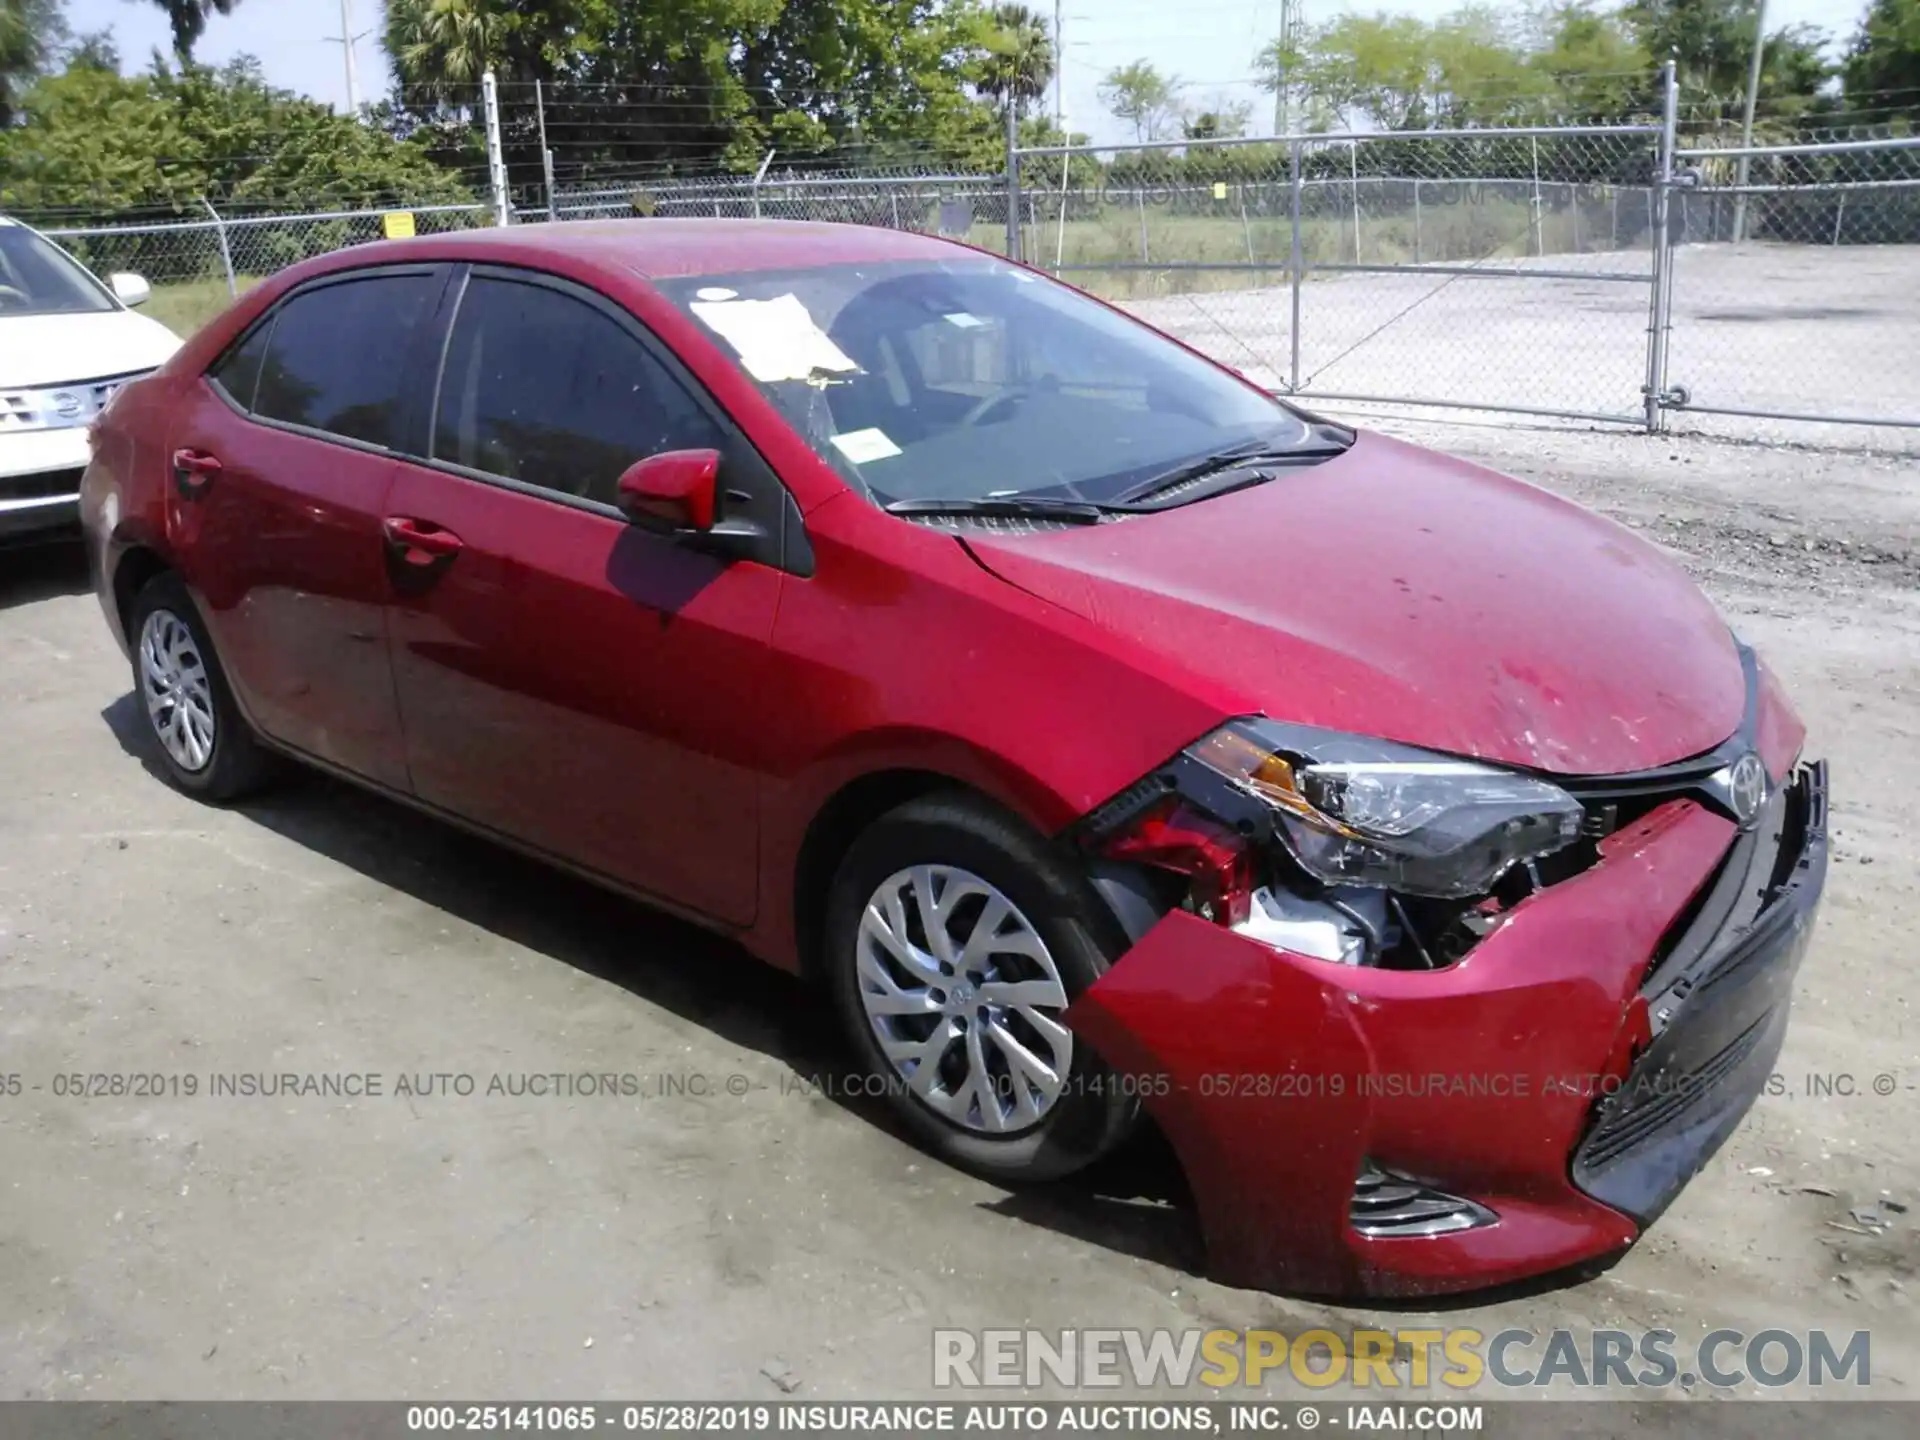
[[1117, 435, 1353, 507], [883, 496, 1112, 525]]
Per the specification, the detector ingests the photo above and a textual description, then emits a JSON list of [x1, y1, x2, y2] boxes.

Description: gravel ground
[[0, 415, 1916, 1404]]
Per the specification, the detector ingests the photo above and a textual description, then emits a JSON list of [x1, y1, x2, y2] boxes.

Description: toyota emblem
[[1726, 752, 1769, 824]]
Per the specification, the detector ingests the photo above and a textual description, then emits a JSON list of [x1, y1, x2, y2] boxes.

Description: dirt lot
[[0, 415, 1916, 1403]]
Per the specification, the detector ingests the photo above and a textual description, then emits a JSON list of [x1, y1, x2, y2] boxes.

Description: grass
[[144, 276, 260, 338], [967, 200, 1629, 301], [138, 199, 1629, 331]]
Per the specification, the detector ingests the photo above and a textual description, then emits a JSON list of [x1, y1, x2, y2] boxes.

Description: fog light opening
[[1350, 1158, 1498, 1238]]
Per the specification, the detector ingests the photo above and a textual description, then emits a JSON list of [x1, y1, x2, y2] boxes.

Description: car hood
[[963, 432, 1744, 776], [0, 310, 182, 388]]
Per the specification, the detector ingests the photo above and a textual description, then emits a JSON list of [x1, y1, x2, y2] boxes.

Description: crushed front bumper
[[1066, 761, 1828, 1299]]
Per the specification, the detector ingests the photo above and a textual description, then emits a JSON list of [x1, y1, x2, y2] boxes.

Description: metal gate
[[1009, 122, 1665, 428], [1009, 71, 1920, 447]]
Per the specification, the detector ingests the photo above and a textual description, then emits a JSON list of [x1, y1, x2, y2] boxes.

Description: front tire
[[128, 571, 274, 802], [824, 792, 1138, 1183]]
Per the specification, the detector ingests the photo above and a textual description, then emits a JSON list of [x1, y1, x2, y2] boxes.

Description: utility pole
[[1053, 0, 1064, 138], [1732, 0, 1769, 244], [325, 0, 369, 114], [1271, 0, 1302, 138]]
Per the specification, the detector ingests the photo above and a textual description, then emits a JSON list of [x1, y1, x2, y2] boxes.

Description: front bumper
[[0, 428, 90, 541], [1066, 761, 1828, 1299]]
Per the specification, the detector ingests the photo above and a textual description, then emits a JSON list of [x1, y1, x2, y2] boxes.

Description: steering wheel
[[0, 284, 28, 307], [957, 387, 1034, 428]]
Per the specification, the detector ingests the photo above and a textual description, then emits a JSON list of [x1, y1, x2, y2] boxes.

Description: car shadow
[[99, 692, 1205, 1277], [0, 536, 89, 611]]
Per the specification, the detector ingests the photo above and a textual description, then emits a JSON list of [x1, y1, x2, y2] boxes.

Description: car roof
[[381, 217, 979, 279]]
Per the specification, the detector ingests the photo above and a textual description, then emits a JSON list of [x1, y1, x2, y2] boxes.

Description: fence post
[[1831, 192, 1845, 246], [1348, 139, 1361, 262], [1289, 138, 1304, 393], [1136, 187, 1149, 263], [200, 196, 238, 298], [482, 70, 510, 227], [1055, 151, 1071, 269], [751, 149, 775, 220], [1004, 107, 1022, 261], [1529, 135, 1544, 256], [1412, 176, 1421, 264], [1643, 60, 1679, 433], [536, 79, 557, 222]]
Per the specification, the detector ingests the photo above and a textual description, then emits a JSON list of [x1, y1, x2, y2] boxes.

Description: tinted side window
[[254, 274, 437, 448], [433, 276, 725, 506], [208, 317, 273, 410]]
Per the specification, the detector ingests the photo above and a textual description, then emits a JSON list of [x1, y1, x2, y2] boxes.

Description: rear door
[[382, 267, 787, 925], [166, 266, 448, 792]]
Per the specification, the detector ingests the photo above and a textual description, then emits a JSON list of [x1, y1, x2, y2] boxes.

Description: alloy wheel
[[139, 608, 216, 773], [855, 864, 1073, 1134]]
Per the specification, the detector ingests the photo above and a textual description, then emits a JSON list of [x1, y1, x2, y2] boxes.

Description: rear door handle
[[382, 516, 465, 559], [171, 449, 222, 497]]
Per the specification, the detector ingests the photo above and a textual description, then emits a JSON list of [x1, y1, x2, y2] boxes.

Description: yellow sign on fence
[[1213, 182, 1229, 200], [382, 211, 417, 240]]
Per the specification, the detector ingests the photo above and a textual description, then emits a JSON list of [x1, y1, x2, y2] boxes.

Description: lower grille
[[1578, 1013, 1769, 1168], [0, 467, 84, 503]]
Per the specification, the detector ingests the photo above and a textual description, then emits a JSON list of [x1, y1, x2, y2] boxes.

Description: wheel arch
[[112, 544, 173, 641], [791, 768, 976, 983]]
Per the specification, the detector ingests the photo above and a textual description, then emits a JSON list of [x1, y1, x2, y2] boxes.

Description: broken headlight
[[1187, 719, 1582, 899]]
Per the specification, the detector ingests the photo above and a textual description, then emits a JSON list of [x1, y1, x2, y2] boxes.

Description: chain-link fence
[[38, 202, 492, 335], [1011, 125, 1663, 425], [1659, 133, 1920, 438], [18, 66, 1917, 448], [546, 168, 1012, 243]]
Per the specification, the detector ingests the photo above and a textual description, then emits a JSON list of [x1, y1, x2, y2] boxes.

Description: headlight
[[1186, 719, 1582, 899]]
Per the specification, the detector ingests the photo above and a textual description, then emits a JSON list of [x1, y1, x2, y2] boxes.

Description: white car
[[2, 216, 183, 542]]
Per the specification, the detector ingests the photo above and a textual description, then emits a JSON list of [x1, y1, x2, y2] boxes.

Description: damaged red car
[[79, 220, 1828, 1299]]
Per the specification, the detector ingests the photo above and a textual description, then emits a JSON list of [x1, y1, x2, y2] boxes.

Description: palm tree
[[385, 0, 499, 96], [147, 1, 241, 63], [977, 2, 1054, 120]]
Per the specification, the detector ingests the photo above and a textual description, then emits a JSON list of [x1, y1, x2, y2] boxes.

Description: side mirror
[[110, 272, 152, 308], [616, 448, 720, 533]]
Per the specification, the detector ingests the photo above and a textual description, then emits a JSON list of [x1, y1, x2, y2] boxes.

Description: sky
[[66, 0, 1879, 148]]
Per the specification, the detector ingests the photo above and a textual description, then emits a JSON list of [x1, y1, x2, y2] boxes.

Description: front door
[[383, 270, 783, 925]]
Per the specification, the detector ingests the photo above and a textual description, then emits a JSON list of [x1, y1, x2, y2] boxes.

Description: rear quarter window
[[208, 318, 274, 411]]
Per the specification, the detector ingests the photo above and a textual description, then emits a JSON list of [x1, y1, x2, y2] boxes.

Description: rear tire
[[128, 571, 274, 802], [824, 791, 1138, 1184]]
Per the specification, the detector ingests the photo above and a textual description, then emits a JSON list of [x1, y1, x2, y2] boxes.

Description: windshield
[[658, 257, 1313, 508], [0, 224, 117, 317]]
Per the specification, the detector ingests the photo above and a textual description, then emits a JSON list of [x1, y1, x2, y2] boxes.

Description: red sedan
[[79, 220, 1828, 1298]]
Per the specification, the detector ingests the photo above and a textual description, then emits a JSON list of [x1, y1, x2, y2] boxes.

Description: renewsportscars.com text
[[933, 1327, 1871, 1391]]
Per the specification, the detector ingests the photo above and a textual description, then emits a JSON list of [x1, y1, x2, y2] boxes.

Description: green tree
[[1622, 0, 1830, 113], [1182, 97, 1252, 140], [148, 0, 242, 63], [2, 0, 67, 127], [974, 2, 1052, 119], [383, 2, 1001, 179], [1844, 0, 1920, 116], [1526, 3, 1648, 119], [0, 55, 468, 213], [1098, 58, 1180, 141]]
